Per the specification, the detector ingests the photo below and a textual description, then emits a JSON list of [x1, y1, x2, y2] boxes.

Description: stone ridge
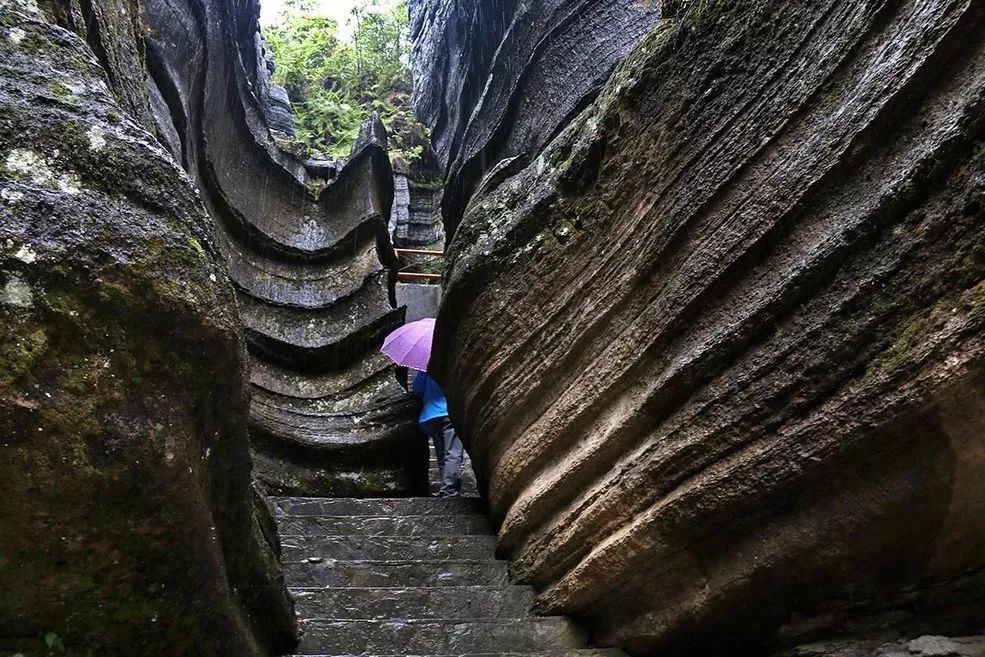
[[273, 496, 627, 656], [420, 0, 985, 655], [141, 0, 427, 495], [391, 172, 445, 251]]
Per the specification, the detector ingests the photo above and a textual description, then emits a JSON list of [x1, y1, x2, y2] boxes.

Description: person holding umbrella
[[381, 318, 463, 497]]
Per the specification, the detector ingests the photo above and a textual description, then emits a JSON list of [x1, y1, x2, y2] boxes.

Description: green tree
[[264, 0, 426, 164]]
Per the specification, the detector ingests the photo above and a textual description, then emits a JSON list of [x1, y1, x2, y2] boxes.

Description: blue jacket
[[411, 371, 448, 427]]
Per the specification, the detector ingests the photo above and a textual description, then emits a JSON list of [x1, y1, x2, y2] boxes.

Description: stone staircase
[[272, 495, 623, 656]]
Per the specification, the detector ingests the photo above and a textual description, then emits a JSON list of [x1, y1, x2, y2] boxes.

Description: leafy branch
[[264, 0, 428, 164]]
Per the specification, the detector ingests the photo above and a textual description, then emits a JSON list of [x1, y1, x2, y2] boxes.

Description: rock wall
[[142, 0, 426, 496], [415, 0, 985, 655], [391, 172, 444, 251], [0, 0, 296, 654], [408, 0, 663, 237]]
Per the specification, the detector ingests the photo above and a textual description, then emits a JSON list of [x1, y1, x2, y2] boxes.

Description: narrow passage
[[272, 460, 624, 656]]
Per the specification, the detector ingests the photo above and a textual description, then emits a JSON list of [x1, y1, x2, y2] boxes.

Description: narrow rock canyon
[[0, 0, 982, 654], [413, 0, 985, 655]]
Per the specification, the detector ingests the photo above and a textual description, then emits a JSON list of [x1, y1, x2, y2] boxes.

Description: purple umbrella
[[381, 318, 435, 370]]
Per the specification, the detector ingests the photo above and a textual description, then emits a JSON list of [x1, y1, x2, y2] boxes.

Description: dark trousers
[[424, 416, 463, 497]]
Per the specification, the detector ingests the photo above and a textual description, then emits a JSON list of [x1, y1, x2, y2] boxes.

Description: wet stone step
[[284, 560, 509, 588], [291, 585, 536, 620], [271, 496, 485, 517], [295, 617, 587, 654], [288, 648, 626, 657], [279, 534, 499, 561], [277, 514, 493, 537]]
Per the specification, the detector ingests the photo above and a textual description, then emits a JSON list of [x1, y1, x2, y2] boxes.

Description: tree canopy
[[263, 0, 427, 164]]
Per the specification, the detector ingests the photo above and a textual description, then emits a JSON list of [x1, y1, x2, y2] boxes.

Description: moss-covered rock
[[0, 6, 295, 655]]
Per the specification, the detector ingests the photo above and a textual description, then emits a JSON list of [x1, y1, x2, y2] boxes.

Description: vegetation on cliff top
[[264, 0, 427, 165]]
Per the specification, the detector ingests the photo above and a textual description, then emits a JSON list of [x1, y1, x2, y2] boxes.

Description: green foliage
[[264, 0, 427, 164], [185, 235, 204, 254], [44, 631, 65, 653]]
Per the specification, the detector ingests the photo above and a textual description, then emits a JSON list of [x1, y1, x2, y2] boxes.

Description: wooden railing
[[397, 272, 443, 281], [393, 247, 444, 281], [394, 248, 444, 257]]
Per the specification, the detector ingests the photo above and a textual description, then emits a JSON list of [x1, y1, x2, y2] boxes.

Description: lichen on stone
[[1, 274, 34, 308], [3, 149, 82, 195], [86, 125, 107, 151]]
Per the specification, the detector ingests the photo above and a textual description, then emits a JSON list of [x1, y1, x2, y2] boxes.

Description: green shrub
[[264, 0, 427, 164]]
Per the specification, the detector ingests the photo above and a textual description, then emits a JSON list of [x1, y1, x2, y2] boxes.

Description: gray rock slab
[[284, 560, 509, 588], [280, 534, 499, 561], [277, 514, 493, 537], [296, 617, 586, 654], [397, 282, 442, 323], [272, 496, 484, 517], [291, 585, 536, 620]]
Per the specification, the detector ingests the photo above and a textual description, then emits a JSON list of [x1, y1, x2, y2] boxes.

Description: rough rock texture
[[256, 35, 296, 137], [390, 172, 445, 250], [272, 496, 612, 656], [408, 0, 663, 237], [776, 634, 985, 657], [420, 0, 985, 655], [0, 2, 296, 654], [142, 0, 425, 496]]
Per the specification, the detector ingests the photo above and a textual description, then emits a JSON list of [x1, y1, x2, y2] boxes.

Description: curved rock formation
[[391, 170, 444, 251], [408, 0, 663, 237], [418, 0, 985, 655], [0, 2, 295, 654], [142, 0, 425, 496]]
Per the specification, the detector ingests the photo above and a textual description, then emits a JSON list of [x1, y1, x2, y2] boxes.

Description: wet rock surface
[[142, 0, 425, 496], [408, 0, 663, 237], [415, 0, 985, 655], [391, 171, 445, 250], [272, 496, 622, 656], [0, 4, 295, 654], [778, 634, 985, 657], [256, 35, 296, 137]]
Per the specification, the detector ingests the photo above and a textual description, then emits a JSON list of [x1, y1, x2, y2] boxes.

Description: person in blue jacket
[[410, 370, 463, 497]]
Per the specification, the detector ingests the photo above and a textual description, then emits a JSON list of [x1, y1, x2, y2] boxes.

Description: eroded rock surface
[[0, 3, 295, 654], [408, 0, 663, 237], [777, 635, 985, 657], [142, 0, 425, 496], [417, 0, 985, 655], [391, 171, 444, 251]]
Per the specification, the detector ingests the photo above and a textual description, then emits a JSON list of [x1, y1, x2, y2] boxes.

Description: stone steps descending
[[277, 514, 493, 537], [296, 618, 585, 654], [280, 534, 499, 561], [274, 497, 484, 516], [272, 496, 626, 657], [284, 560, 509, 588], [291, 586, 536, 619], [287, 653, 623, 657]]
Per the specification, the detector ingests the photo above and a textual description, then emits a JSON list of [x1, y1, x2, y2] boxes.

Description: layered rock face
[[416, 0, 985, 655], [0, 1, 295, 654], [408, 0, 663, 236], [142, 0, 425, 496], [391, 171, 444, 251]]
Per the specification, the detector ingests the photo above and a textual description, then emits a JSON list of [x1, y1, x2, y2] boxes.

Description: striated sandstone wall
[[142, 0, 425, 496], [415, 0, 985, 654], [409, 0, 663, 237]]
